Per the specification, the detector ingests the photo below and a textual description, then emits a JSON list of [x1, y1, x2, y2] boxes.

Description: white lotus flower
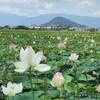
[[14, 46, 35, 73], [14, 46, 51, 73], [69, 53, 79, 61], [1, 82, 23, 96]]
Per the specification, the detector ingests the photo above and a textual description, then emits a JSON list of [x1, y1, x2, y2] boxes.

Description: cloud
[[44, 3, 54, 9], [0, 6, 22, 15], [0, 0, 10, 3], [79, 0, 92, 6], [0, 0, 39, 5], [0, 0, 42, 16], [0, 0, 10, 4], [93, 11, 100, 17], [12, 0, 39, 5], [0, 0, 99, 17], [0, 5, 33, 16]]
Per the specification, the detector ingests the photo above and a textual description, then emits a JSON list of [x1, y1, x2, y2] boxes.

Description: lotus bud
[[51, 72, 64, 88]]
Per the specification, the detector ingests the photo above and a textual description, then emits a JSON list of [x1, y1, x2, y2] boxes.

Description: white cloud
[[0, 0, 42, 16], [0, 0, 10, 3], [12, 0, 39, 5], [79, 0, 92, 6], [0, 6, 19, 14], [0, 0, 99, 17], [44, 3, 54, 9], [93, 11, 100, 17], [0, 6, 30, 16], [0, 0, 39, 5]]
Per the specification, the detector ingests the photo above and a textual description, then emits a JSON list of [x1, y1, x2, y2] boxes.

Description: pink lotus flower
[[51, 72, 64, 88]]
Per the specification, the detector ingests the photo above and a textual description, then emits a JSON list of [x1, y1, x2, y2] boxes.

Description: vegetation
[[0, 29, 100, 100], [14, 25, 29, 30]]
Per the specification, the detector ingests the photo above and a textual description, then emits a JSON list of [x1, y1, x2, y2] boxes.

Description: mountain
[[0, 13, 100, 27], [30, 14, 100, 27], [40, 17, 83, 27]]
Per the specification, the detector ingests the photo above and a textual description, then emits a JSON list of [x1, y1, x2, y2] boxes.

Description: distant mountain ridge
[[40, 17, 83, 27], [0, 13, 100, 27]]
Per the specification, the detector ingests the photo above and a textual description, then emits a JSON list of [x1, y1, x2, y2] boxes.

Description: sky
[[0, 0, 99, 17]]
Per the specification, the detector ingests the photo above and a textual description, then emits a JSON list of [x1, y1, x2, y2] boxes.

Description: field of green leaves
[[0, 29, 100, 100]]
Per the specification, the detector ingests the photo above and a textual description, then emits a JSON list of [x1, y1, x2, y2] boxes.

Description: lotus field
[[0, 29, 100, 100]]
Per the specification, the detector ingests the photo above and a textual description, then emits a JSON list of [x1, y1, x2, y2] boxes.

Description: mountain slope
[[30, 14, 100, 27], [40, 17, 83, 27], [0, 13, 100, 27]]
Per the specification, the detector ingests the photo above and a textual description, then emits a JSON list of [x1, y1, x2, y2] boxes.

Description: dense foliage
[[0, 29, 100, 100]]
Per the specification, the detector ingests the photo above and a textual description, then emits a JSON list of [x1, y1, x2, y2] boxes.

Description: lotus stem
[[35, 71, 38, 89], [63, 85, 67, 99], [7, 96, 9, 100], [73, 62, 79, 100], [12, 96, 14, 100], [59, 88, 62, 100], [44, 73, 48, 100], [29, 68, 34, 100]]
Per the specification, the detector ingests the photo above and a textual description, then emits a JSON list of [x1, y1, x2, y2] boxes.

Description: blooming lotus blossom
[[14, 46, 35, 73], [51, 72, 64, 88], [1, 82, 23, 96], [69, 53, 79, 61], [96, 85, 100, 92], [14, 46, 50, 73], [58, 41, 66, 49]]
